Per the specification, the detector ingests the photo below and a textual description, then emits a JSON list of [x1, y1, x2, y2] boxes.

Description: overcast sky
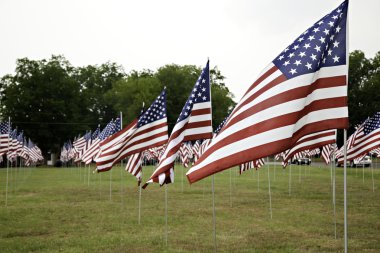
[[0, 0, 379, 101]]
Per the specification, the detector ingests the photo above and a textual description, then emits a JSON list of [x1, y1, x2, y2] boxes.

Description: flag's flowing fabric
[[125, 152, 143, 185], [338, 112, 380, 162], [187, 1, 349, 184], [144, 60, 212, 187], [96, 89, 168, 172], [282, 129, 336, 164]]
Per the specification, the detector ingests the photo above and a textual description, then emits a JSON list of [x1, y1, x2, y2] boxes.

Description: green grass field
[[0, 162, 379, 252]]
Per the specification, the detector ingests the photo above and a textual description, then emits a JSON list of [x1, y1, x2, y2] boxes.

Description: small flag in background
[[187, 1, 349, 184]]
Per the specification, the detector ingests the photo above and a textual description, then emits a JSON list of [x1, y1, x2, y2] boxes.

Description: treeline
[[0, 55, 235, 154], [1, 50, 379, 154]]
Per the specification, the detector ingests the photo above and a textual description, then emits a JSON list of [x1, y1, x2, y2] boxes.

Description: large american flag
[[144, 60, 212, 187], [187, 1, 349, 184], [96, 89, 168, 172], [339, 112, 380, 162], [0, 121, 10, 156]]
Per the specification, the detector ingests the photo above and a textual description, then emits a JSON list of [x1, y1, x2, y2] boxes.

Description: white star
[[202, 79, 206, 83], [318, 20, 324, 25], [328, 49, 333, 56], [335, 26, 341, 33], [293, 44, 299, 50], [193, 88, 197, 92], [278, 55, 285, 60], [202, 96, 207, 101], [333, 55, 340, 62], [184, 112, 188, 116], [330, 35, 335, 41], [313, 27, 320, 33], [283, 61, 290, 66], [328, 21, 334, 27], [303, 43, 311, 49], [198, 92, 202, 97], [337, 8, 342, 13], [186, 106, 190, 110], [333, 40, 340, 48], [284, 47, 289, 53], [323, 29, 330, 35], [319, 37, 326, 43], [332, 15, 338, 20], [189, 100, 193, 104], [298, 37, 304, 42], [299, 52, 306, 57], [202, 88, 206, 92], [308, 35, 315, 41], [310, 54, 317, 61], [288, 52, 295, 58], [294, 60, 302, 66], [305, 62, 312, 70], [191, 94, 195, 98], [322, 58, 327, 64], [314, 45, 321, 52], [289, 69, 297, 75]]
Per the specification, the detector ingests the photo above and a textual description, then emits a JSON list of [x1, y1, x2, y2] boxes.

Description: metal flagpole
[[362, 166, 364, 184], [229, 167, 232, 207], [212, 175, 217, 253], [343, 129, 348, 253], [120, 112, 123, 168], [371, 154, 375, 192], [181, 166, 184, 193], [138, 171, 143, 225], [165, 184, 168, 247], [289, 164, 292, 196], [332, 153, 337, 239], [273, 157, 276, 181], [267, 157, 272, 219], [257, 168, 260, 192], [109, 170, 112, 201], [299, 163, 301, 183], [87, 164, 90, 186], [5, 117, 10, 206]]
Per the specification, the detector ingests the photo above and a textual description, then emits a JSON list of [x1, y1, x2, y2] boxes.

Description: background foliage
[[0, 56, 235, 155]]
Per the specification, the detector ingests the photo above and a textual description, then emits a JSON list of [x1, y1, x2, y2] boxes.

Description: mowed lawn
[[0, 162, 379, 253]]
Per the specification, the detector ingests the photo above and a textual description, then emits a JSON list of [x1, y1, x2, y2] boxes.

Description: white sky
[[0, 0, 379, 101]]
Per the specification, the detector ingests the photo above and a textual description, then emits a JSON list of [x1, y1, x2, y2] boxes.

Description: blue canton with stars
[[0, 122, 10, 134], [364, 112, 380, 135], [177, 60, 210, 123], [273, 1, 348, 79], [137, 89, 167, 128]]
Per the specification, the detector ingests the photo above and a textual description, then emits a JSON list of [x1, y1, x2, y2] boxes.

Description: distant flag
[[187, 1, 349, 183], [239, 158, 265, 174], [0, 121, 10, 156], [96, 89, 168, 172], [338, 112, 380, 162], [144, 60, 212, 187]]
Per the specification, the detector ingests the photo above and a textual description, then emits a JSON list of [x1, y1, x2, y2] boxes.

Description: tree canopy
[[0, 55, 235, 155]]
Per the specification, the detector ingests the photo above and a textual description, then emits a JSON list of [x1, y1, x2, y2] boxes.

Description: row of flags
[[62, 1, 379, 189], [0, 121, 43, 165]]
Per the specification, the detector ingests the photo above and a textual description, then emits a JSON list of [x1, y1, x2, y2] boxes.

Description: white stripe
[[183, 126, 213, 137], [188, 114, 211, 123], [187, 107, 347, 175]]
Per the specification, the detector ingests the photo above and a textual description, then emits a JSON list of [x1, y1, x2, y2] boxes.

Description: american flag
[[192, 140, 201, 163], [339, 112, 380, 162], [239, 158, 265, 174], [0, 121, 10, 156], [7, 129, 19, 161], [187, 1, 349, 184], [321, 143, 337, 164], [144, 60, 212, 187], [125, 152, 143, 185], [82, 120, 118, 164], [179, 142, 190, 168], [96, 89, 168, 172]]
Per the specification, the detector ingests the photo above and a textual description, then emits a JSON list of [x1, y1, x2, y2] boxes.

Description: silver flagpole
[[299, 163, 301, 183], [362, 165, 364, 184], [165, 183, 168, 247], [120, 112, 123, 168], [138, 171, 143, 225], [229, 167, 232, 207], [87, 164, 90, 186], [273, 156, 276, 181], [343, 129, 348, 253], [5, 117, 10, 206], [109, 170, 112, 201], [333, 152, 337, 239], [257, 168, 260, 192], [289, 164, 292, 196], [181, 166, 184, 193], [371, 154, 375, 192], [212, 175, 217, 253], [267, 157, 272, 219]]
